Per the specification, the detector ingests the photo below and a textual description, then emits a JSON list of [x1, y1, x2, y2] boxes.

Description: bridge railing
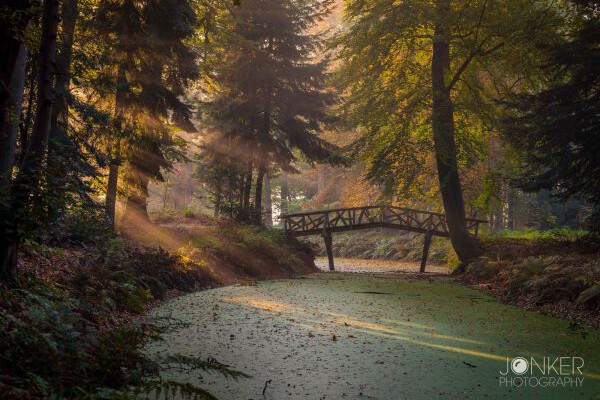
[[281, 205, 486, 237]]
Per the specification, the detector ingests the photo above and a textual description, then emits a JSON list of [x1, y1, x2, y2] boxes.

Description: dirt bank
[[463, 237, 600, 328], [124, 218, 318, 286], [314, 257, 450, 275], [303, 229, 453, 264]]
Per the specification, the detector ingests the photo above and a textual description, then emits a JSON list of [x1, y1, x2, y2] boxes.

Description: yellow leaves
[[339, 172, 380, 207]]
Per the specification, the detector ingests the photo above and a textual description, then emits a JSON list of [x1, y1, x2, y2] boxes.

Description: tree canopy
[[0, 0, 598, 280], [502, 0, 600, 229], [333, 0, 566, 263]]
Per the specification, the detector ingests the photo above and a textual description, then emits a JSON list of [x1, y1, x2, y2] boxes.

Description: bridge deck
[[281, 205, 486, 238]]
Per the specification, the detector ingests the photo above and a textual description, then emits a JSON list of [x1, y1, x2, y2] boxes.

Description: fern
[[158, 354, 251, 380], [577, 284, 600, 304], [136, 380, 220, 400]]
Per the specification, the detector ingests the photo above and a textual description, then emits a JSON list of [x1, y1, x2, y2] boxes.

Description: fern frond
[[136, 380, 219, 400], [158, 354, 251, 380]]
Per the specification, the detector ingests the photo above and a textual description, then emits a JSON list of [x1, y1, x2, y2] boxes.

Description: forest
[[1, 0, 599, 399]]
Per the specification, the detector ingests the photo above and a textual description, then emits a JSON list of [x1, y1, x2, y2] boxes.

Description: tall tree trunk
[[121, 175, 151, 228], [0, 44, 27, 189], [105, 62, 127, 228], [105, 1, 133, 228], [23, 0, 59, 175], [47, 0, 78, 212], [253, 37, 273, 226], [19, 58, 37, 165], [242, 162, 253, 220], [254, 166, 266, 225], [280, 173, 289, 218], [0, 42, 23, 136], [0, 2, 32, 140], [105, 140, 121, 227], [431, 0, 477, 268], [0, 0, 60, 282], [506, 187, 516, 230], [263, 170, 272, 227]]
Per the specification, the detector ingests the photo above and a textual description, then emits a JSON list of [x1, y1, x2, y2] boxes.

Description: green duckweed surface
[[147, 270, 600, 400]]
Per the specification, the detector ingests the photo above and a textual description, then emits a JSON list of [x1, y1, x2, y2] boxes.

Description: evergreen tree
[[96, 0, 199, 227], [0, 0, 60, 281], [195, 138, 247, 219], [208, 0, 338, 224], [502, 0, 600, 230]]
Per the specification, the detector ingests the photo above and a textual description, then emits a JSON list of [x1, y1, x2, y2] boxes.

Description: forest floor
[[125, 215, 317, 285], [147, 262, 600, 400]]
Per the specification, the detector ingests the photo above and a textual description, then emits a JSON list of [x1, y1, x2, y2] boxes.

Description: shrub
[[577, 284, 600, 305], [490, 228, 589, 242], [183, 209, 195, 218]]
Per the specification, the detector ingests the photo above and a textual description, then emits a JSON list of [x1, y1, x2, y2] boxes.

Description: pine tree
[[96, 0, 199, 228], [46, 0, 79, 218], [502, 0, 600, 230], [207, 0, 338, 224]]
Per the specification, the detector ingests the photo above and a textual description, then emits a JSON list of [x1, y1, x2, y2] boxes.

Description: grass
[[484, 227, 590, 241]]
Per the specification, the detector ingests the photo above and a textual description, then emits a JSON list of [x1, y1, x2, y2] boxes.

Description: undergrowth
[[464, 233, 600, 326], [483, 228, 590, 242], [303, 229, 456, 265], [179, 223, 311, 274], [0, 239, 243, 399]]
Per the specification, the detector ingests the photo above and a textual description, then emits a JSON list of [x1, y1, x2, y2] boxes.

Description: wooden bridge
[[281, 205, 486, 272]]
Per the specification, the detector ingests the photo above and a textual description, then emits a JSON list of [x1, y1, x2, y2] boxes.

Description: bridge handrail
[[281, 205, 487, 224]]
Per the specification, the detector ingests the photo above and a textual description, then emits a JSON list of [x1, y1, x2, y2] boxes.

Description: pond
[[146, 260, 600, 399]]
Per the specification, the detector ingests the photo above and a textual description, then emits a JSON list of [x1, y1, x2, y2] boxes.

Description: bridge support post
[[322, 230, 334, 271], [420, 230, 432, 273]]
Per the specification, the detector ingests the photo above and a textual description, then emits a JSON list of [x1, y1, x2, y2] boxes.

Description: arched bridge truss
[[281, 205, 486, 272]]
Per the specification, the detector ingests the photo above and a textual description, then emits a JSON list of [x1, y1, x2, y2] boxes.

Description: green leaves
[[334, 0, 566, 209], [501, 0, 600, 229]]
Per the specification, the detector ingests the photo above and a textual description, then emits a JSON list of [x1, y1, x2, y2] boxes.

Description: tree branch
[[445, 0, 493, 92], [447, 41, 504, 92]]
